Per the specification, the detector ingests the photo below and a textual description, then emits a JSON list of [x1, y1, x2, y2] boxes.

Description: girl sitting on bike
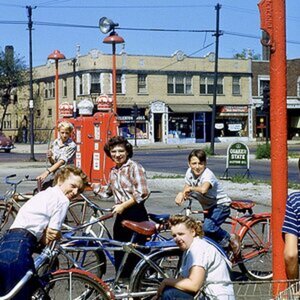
[[0, 166, 88, 299], [154, 215, 235, 300], [175, 149, 240, 255]]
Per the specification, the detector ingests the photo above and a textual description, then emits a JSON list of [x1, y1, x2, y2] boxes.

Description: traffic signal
[[131, 103, 140, 120], [261, 86, 270, 112]]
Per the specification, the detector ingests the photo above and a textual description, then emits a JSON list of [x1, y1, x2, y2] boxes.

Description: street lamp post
[[99, 17, 124, 114], [47, 50, 65, 137]]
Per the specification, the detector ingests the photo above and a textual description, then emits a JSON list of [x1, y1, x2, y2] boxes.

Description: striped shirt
[[99, 159, 150, 204], [282, 192, 300, 258]]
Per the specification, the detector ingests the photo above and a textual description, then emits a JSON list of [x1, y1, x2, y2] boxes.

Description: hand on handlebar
[[175, 192, 185, 206]]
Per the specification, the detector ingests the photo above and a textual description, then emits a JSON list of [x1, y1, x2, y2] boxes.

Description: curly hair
[[53, 166, 88, 193], [104, 136, 133, 159], [168, 215, 204, 238]]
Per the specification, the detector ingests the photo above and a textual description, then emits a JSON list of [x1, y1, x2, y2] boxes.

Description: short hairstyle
[[53, 166, 88, 193], [168, 215, 204, 238], [188, 149, 207, 163], [58, 121, 74, 133], [104, 136, 133, 159]]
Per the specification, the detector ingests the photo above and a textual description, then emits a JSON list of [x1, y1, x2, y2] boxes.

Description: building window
[[200, 75, 223, 94], [37, 110, 41, 118], [167, 75, 192, 94], [232, 76, 241, 95], [90, 73, 101, 94], [48, 108, 52, 117], [116, 74, 122, 94], [259, 79, 270, 96], [77, 75, 83, 95], [62, 78, 67, 97], [3, 113, 11, 129], [138, 74, 147, 94], [51, 82, 55, 98]]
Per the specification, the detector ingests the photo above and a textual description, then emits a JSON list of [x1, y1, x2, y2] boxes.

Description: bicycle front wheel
[[238, 216, 272, 280], [36, 269, 114, 299], [131, 248, 182, 300], [0, 201, 17, 237], [66, 200, 106, 238]]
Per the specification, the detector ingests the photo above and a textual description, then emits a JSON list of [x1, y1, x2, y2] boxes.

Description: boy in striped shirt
[[282, 158, 300, 279]]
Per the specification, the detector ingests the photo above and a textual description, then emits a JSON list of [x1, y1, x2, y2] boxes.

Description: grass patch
[[225, 175, 300, 190], [256, 143, 271, 159], [288, 152, 300, 158], [151, 174, 184, 179], [203, 145, 214, 156]]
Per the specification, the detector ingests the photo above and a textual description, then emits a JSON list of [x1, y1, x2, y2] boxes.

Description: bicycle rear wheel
[[0, 201, 17, 237], [131, 248, 182, 300], [35, 269, 114, 299], [66, 200, 106, 238], [238, 216, 272, 280]]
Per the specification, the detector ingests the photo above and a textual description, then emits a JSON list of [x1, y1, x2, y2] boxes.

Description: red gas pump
[[59, 96, 118, 184]]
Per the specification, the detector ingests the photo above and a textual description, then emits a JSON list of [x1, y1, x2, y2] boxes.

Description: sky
[[0, 0, 300, 67]]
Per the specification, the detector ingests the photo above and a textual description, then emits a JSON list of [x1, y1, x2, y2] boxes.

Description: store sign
[[215, 123, 224, 129], [226, 142, 250, 168], [220, 106, 248, 113], [228, 123, 242, 131]]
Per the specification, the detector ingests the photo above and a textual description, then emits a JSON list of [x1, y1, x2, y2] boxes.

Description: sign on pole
[[222, 142, 251, 179]]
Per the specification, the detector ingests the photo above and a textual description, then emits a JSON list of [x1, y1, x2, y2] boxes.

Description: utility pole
[[26, 5, 36, 161], [210, 3, 222, 155], [72, 58, 77, 118]]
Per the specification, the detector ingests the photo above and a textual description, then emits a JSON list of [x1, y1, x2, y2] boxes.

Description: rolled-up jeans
[[188, 192, 231, 247], [0, 229, 37, 299]]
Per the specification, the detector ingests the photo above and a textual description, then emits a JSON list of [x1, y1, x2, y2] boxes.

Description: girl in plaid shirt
[[94, 136, 150, 278]]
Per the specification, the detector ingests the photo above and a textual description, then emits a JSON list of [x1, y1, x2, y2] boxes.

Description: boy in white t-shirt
[[0, 166, 88, 299], [175, 149, 240, 255]]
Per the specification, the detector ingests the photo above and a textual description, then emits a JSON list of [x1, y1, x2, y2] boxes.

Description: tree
[[0, 46, 28, 130], [233, 49, 261, 60]]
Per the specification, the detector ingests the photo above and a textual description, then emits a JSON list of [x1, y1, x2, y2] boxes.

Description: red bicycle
[[182, 198, 271, 280]]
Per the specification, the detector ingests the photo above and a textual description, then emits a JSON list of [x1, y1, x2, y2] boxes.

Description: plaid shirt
[[50, 138, 76, 167], [99, 159, 150, 204]]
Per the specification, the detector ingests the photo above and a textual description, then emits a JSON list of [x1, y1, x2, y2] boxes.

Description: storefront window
[[215, 117, 248, 137], [117, 108, 147, 139], [168, 114, 193, 138]]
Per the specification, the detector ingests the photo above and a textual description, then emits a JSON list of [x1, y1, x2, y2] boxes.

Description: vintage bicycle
[[149, 197, 272, 281], [0, 241, 113, 300]]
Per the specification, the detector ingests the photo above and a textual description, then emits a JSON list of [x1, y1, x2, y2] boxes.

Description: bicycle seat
[[148, 213, 170, 224], [230, 200, 254, 213], [121, 220, 157, 236]]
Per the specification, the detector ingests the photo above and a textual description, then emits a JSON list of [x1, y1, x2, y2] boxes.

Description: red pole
[[270, 0, 288, 295], [55, 59, 59, 138], [112, 43, 117, 114], [258, 0, 288, 296]]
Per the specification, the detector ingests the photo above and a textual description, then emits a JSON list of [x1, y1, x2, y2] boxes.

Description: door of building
[[154, 113, 162, 142]]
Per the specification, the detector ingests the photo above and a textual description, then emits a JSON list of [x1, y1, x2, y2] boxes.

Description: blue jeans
[[0, 229, 37, 300], [203, 204, 231, 247], [161, 287, 195, 300]]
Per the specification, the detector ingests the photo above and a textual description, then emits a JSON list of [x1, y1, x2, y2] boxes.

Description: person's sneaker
[[230, 233, 241, 256]]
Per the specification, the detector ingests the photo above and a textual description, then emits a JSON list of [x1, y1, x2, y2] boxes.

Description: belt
[[7, 228, 37, 241]]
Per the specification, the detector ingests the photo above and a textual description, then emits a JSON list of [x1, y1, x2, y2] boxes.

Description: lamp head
[[99, 17, 119, 34]]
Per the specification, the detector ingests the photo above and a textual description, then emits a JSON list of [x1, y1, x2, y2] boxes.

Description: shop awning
[[169, 104, 212, 113]]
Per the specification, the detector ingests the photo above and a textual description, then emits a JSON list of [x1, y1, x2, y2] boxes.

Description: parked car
[[0, 131, 14, 153]]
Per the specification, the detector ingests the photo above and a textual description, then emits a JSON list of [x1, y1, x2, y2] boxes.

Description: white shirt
[[185, 167, 231, 209], [180, 237, 235, 300], [11, 186, 69, 241]]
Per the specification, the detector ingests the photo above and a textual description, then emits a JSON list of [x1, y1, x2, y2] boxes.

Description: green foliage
[[203, 145, 214, 156], [255, 143, 271, 159], [233, 49, 261, 60]]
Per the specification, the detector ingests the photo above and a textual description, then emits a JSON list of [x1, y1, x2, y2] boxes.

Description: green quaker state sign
[[226, 142, 250, 169]]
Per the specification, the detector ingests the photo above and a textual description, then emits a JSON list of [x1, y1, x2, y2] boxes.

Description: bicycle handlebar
[[5, 174, 38, 186]]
